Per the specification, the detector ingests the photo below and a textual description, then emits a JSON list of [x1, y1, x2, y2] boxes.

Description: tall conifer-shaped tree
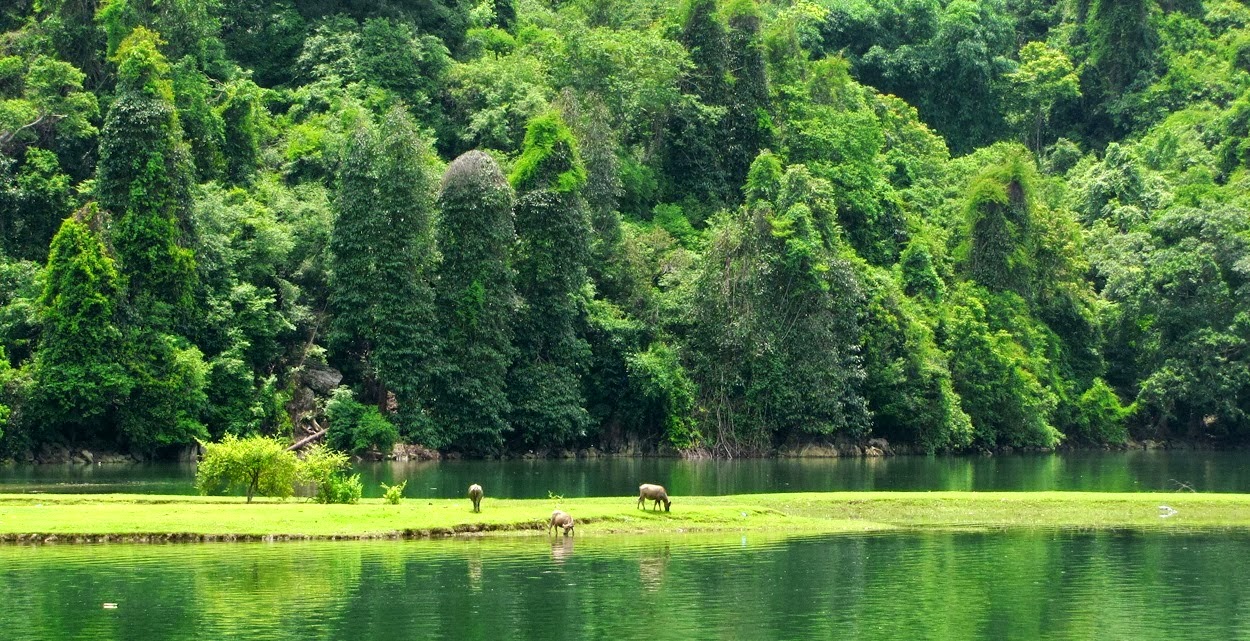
[[0, 346, 10, 442], [31, 209, 130, 442], [663, 0, 733, 206], [1087, 0, 1158, 98], [433, 151, 517, 453], [218, 79, 262, 185], [563, 95, 630, 302], [508, 112, 593, 448], [97, 27, 208, 451], [97, 27, 197, 331], [724, 0, 773, 193], [328, 107, 439, 439]]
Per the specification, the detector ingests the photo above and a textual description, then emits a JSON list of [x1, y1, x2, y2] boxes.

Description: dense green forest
[[1, 0, 1248, 458]]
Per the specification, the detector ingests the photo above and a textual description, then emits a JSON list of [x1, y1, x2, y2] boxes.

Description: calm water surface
[[1, 450, 1248, 497], [1, 531, 1247, 640]]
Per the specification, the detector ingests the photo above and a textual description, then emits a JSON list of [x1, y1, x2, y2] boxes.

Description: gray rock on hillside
[[302, 365, 343, 394]]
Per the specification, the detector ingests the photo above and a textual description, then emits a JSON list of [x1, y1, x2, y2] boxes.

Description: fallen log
[[287, 426, 327, 451]]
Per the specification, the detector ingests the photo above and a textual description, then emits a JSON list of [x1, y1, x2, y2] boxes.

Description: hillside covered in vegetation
[[1, 0, 1248, 457]]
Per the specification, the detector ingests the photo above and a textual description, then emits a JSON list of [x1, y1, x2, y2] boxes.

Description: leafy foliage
[[196, 434, 300, 502], [381, 479, 406, 504], [432, 150, 516, 453], [299, 443, 362, 504], [1006, 42, 1080, 153], [626, 342, 699, 449], [688, 156, 870, 452], [7, 0, 1250, 458], [325, 387, 398, 456]]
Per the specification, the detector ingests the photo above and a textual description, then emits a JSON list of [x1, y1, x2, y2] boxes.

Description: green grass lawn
[[0, 491, 1246, 542]]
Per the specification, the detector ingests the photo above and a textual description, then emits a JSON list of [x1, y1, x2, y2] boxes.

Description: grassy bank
[[1, 492, 1248, 542]]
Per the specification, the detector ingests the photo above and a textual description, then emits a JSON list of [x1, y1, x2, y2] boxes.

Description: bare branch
[[0, 112, 66, 147]]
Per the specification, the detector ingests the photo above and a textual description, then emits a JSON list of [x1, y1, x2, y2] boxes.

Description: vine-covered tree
[[508, 111, 593, 448], [97, 27, 198, 331], [1087, 0, 1159, 98], [662, 0, 732, 208], [723, 0, 773, 193], [29, 209, 129, 442], [0, 345, 10, 442], [960, 149, 1039, 299], [218, 79, 262, 185], [95, 27, 209, 452], [943, 287, 1060, 448], [328, 107, 440, 439], [860, 266, 971, 451], [432, 150, 517, 453], [689, 154, 869, 452]]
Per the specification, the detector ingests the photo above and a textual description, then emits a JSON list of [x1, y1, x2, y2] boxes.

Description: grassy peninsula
[[2, 492, 1249, 543]]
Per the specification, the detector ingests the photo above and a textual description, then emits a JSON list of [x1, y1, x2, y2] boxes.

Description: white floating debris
[[103, 603, 118, 609]]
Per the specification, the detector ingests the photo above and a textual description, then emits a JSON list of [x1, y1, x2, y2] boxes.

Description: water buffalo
[[637, 484, 671, 512], [550, 509, 575, 536], [468, 484, 483, 512]]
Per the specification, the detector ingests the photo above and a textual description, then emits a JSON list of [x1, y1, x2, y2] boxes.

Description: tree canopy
[[1, 0, 1247, 458]]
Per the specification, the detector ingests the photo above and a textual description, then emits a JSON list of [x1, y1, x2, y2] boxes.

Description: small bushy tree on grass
[[197, 436, 363, 504], [196, 434, 299, 503]]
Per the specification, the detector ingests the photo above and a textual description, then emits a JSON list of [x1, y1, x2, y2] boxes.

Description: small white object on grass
[[1159, 505, 1178, 518]]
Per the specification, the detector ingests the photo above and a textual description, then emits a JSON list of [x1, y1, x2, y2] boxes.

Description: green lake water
[[0, 450, 1248, 497], [1, 530, 1247, 640], [4, 453, 1247, 639]]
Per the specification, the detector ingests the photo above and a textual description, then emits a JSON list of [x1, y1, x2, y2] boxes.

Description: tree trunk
[[287, 426, 327, 451]]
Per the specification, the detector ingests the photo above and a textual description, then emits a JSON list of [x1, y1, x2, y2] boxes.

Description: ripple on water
[[2, 530, 1248, 640]]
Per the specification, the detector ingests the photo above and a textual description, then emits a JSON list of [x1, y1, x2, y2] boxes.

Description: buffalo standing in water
[[468, 484, 484, 512], [637, 484, 671, 512], [550, 509, 575, 536]]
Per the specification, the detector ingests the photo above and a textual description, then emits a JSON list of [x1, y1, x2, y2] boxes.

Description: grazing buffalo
[[550, 509, 575, 536], [638, 484, 671, 512], [468, 484, 484, 512]]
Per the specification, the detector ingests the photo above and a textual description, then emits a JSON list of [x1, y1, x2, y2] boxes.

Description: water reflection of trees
[[3, 533, 1250, 640], [11, 452, 1250, 498]]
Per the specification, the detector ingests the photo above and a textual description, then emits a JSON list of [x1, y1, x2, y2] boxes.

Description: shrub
[[325, 387, 399, 455], [299, 443, 361, 504], [319, 472, 363, 504], [196, 435, 300, 503], [1073, 378, 1131, 444], [381, 480, 406, 505]]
